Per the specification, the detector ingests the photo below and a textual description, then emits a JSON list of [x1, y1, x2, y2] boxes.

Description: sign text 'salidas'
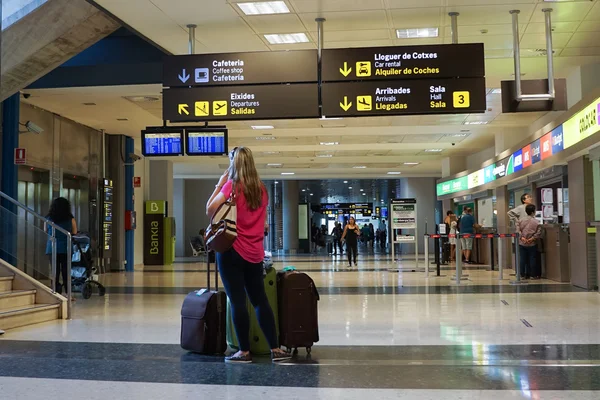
[[231, 92, 260, 115]]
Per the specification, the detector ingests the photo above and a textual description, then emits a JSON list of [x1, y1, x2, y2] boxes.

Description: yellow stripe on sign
[[587, 227, 597, 234]]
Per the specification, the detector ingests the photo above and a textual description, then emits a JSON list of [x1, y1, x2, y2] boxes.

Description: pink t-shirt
[[221, 180, 267, 264]]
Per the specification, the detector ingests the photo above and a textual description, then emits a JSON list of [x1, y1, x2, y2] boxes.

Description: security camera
[[25, 121, 43, 134], [22, 93, 31, 99], [129, 153, 141, 162]]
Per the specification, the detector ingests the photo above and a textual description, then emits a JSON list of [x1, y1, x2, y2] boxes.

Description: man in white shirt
[[508, 193, 534, 233]]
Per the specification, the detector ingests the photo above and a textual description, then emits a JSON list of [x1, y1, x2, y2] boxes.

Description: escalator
[[1, 0, 120, 101]]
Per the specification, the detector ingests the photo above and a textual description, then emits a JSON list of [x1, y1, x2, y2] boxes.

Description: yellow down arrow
[[339, 96, 352, 112], [178, 104, 189, 115], [339, 62, 352, 77]]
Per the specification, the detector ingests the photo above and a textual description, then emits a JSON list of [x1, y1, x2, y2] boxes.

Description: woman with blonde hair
[[206, 147, 291, 364]]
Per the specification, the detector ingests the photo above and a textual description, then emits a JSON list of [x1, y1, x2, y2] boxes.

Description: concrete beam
[[1, 0, 120, 101]]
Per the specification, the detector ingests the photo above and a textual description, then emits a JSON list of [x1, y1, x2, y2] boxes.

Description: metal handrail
[[0, 191, 72, 319]]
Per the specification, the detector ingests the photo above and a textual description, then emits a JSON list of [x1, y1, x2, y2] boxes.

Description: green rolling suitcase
[[226, 266, 279, 355]]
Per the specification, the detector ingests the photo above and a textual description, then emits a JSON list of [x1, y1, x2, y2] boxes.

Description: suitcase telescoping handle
[[206, 250, 219, 291]]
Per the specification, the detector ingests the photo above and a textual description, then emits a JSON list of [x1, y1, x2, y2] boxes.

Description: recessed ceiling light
[[263, 151, 280, 155], [348, 186, 353, 189], [424, 149, 443, 152], [264, 33, 309, 44], [267, 163, 282, 167], [302, 189, 306, 192], [124, 96, 159, 103], [255, 136, 276, 140], [274, 181, 279, 184], [252, 125, 274, 130], [320, 142, 339, 146], [116, 118, 129, 121], [316, 154, 333, 158], [320, 116, 344, 121], [310, 193, 314, 196], [362, 193, 366, 196], [450, 133, 468, 137], [281, 172, 295, 175], [353, 166, 367, 169], [360, 189, 364, 191], [396, 28, 438, 39], [82, 102, 96, 106], [403, 162, 420, 166], [238, 1, 290, 15], [387, 172, 402, 175], [343, 181, 348, 184], [464, 121, 489, 125]]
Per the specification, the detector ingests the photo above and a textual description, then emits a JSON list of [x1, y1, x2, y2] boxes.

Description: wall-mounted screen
[[185, 128, 228, 156], [141, 129, 184, 157]]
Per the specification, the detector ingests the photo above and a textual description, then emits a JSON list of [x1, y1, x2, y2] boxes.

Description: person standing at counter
[[518, 204, 542, 280], [508, 193, 534, 231], [459, 207, 476, 264]]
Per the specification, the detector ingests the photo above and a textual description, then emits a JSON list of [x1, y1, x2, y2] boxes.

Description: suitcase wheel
[[306, 347, 312, 355]]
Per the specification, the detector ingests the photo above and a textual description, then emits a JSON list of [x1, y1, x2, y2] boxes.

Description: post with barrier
[[510, 233, 527, 285], [425, 234, 429, 277], [490, 235, 495, 271], [498, 234, 504, 280], [454, 233, 462, 284]]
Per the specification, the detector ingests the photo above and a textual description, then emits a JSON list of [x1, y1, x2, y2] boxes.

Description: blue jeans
[[519, 245, 539, 278], [216, 248, 278, 352]]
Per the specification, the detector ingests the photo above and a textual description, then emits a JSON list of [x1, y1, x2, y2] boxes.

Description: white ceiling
[[24, 0, 600, 179]]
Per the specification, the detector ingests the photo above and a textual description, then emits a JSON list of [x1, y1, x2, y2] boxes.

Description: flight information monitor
[[185, 128, 228, 156], [141, 129, 184, 156]]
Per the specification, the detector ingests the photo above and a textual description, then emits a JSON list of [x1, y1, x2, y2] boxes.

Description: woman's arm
[[71, 218, 78, 235], [206, 172, 229, 218]]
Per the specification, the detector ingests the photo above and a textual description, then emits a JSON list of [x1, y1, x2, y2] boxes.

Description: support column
[[282, 180, 299, 253], [106, 134, 127, 271], [441, 157, 466, 214], [495, 185, 511, 270], [0, 93, 19, 265], [148, 160, 174, 216], [568, 156, 595, 289], [124, 136, 134, 272]]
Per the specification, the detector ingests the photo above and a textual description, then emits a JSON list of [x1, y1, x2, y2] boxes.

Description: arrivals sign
[[322, 78, 486, 118], [322, 43, 484, 82], [163, 84, 319, 122], [163, 50, 317, 87]]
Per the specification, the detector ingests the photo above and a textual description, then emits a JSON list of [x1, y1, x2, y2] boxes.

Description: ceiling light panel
[[252, 125, 274, 130], [238, 1, 290, 15], [396, 28, 438, 39], [264, 33, 310, 44]]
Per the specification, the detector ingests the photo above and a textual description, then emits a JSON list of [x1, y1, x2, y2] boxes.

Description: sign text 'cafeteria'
[[163, 50, 317, 87], [322, 78, 486, 118], [322, 43, 484, 82], [163, 84, 319, 122]]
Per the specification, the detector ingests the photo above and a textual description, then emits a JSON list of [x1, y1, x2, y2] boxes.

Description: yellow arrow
[[339, 96, 352, 112], [339, 62, 352, 77], [178, 104, 189, 115]]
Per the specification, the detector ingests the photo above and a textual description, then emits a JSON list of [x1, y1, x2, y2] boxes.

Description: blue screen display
[[143, 132, 183, 156], [187, 131, 226, 155]]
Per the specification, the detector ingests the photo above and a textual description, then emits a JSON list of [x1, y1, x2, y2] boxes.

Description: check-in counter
[[541, 224, 570, 282], [473, 228, 497, 267]]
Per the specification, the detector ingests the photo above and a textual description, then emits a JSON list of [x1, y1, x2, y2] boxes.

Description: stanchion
[[425, 236, 430, 277], [490, 236, 495, 271], [423, 234, 446, 278], [498, 236, 504, 281], [510, 234, 527, 285], [452, 234, 468, 283]]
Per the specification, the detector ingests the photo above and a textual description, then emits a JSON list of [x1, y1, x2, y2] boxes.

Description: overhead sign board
[[322, 43, 484, 82], [322, 78, 486, 118], [185, 128, 228, 156], [163, 83, 319, 122], [141, 129, 184, 157], [163, 50, 317, 87], [563, 96, 600, 149]]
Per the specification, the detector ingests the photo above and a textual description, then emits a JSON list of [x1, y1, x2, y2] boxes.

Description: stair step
[[0, 276, 14, 292], [0, 303, 60, 330], [0, 289, 36, 309]]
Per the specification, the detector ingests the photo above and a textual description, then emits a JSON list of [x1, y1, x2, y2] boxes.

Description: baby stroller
[[71, 234, 106, 299]]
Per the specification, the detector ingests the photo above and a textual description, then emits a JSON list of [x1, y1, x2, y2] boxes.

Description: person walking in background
[[341, 217, 360, 268], [331, 222, 343, 256], [369, 223, 375, 249], [379, 219, 387, 250], [45, 197, 77, 300], [458, 207, 477, 264], [518, 204, 542, 280], [206, 146, 291, 364]]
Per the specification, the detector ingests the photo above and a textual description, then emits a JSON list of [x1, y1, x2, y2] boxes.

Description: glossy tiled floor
[[1, 249, 599, 399]]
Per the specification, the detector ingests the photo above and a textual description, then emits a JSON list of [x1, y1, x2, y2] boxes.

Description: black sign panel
[[322, 44, 484, 82], [164, 50, 317, 87], [501, 79, 567, 113], [163, 84, 319, 122], [322, 78, 486, 118]]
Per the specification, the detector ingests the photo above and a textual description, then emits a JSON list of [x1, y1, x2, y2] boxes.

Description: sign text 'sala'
[[163, 50, 317, 88]]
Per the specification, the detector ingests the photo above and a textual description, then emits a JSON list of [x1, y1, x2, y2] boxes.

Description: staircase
[[0, 263, 65, 331], [0, 192, 69, 332]]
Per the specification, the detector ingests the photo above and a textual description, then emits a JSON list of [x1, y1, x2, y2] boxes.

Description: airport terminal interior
[[3, 0, 600, 398]]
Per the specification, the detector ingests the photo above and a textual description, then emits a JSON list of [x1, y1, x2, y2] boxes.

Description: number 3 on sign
[[453, 91, 470, 108]]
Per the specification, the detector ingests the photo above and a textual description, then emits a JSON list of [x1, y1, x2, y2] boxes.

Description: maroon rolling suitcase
[[277, 271, 320, 354], [180, 252, 226, 354]]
